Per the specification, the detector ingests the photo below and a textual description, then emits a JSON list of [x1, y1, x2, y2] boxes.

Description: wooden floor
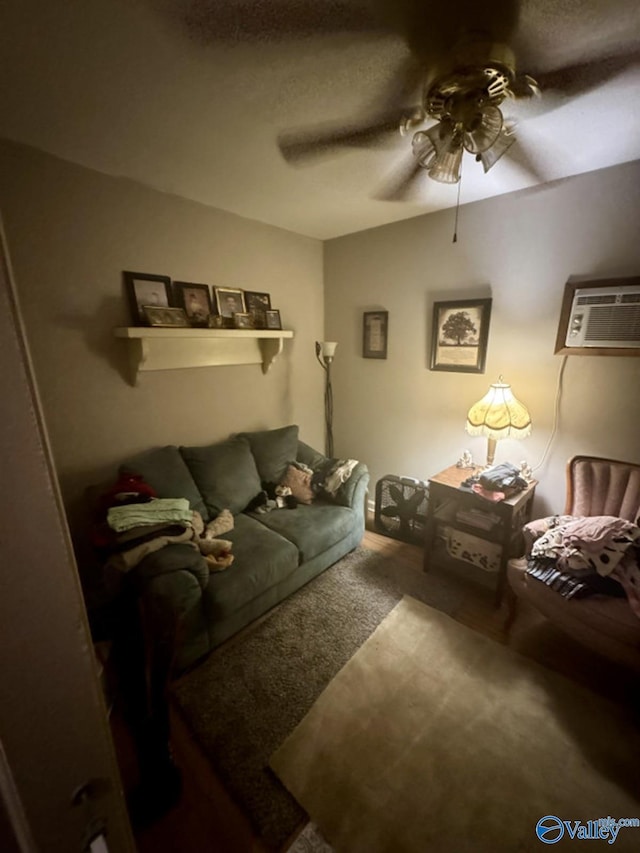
[[113, 526, 637, 852]]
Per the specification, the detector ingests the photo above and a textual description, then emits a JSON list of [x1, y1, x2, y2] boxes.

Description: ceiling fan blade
[[180, 0, 384, 43], [278, 110, 407, 165], [504, 130, 556, 184], [512, 46, 640, 120], [373, 156, 424, 201], [535, 48, 640, 97], [278, 52, 424, 165]]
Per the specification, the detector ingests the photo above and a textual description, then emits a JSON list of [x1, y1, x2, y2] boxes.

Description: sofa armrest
[[136, 563, 211, 675], [336, 461, 370, 510]]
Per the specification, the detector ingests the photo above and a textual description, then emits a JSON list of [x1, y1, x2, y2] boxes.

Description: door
[[0, 218, 135, 852]]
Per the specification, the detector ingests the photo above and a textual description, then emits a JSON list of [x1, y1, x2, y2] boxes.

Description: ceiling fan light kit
[[410, 39, 539, 184]]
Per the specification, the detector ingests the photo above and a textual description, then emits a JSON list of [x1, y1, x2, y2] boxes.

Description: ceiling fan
[[164, 0, 640, 199], [265, 0, 640, 199]]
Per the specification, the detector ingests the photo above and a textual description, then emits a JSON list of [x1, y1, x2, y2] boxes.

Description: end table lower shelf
[[423, 464, 537, 605]]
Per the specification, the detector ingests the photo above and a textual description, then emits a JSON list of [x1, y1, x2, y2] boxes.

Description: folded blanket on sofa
[[107, 497, 193, 532]]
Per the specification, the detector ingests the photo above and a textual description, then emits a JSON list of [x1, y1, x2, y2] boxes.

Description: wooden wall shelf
[[114, 327, 294, 384]]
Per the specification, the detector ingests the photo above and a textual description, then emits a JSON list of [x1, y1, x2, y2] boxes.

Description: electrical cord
[[531, 355, 568, 473]]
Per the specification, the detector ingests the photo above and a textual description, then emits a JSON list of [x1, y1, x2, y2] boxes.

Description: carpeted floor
[[171, 546, 463, 850], [272, 596, 640, 853]]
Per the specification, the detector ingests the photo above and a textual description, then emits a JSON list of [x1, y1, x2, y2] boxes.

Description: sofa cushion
[[120, 445, 207, 519], [202, 513, 299, 623], [181, 437, 262, 517], [239, 425, 299, 484], [249, 501, 356, 562]]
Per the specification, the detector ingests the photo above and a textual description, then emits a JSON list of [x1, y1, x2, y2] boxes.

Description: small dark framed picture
[[233, 313, 253, 329], [244, 291, 271, 328], [265, 309, 282, 330], [173, 281, 212, 327], [214, 287, 246, 325], [363, 311, 389, 359], [123, 271, 172, 325], [144, 306, 190, 327], [430, 298, 492, 373]]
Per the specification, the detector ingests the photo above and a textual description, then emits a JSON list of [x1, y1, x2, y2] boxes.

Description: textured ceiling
[[1, 0, 639, 239]]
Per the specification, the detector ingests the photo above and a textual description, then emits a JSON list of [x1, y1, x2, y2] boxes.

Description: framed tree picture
[[430, 298, 492, 373], [363, 311, 388, 359]]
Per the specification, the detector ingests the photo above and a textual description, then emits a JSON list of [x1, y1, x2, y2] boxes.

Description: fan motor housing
[[374, 475, 430, 544]]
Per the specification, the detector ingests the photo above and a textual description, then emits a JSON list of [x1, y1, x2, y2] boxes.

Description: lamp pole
[[315, 342, 337, 458]]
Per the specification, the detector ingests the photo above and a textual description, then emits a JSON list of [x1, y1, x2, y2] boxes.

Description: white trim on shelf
[[114, 327, 294, 384]]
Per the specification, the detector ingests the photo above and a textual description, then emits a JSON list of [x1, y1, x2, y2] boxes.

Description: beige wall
[[0, 140, 324, 533], [325, 161, 640, 516], [2, 138, 639, 526]]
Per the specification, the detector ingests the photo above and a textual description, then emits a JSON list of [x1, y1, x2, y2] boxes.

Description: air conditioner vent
[[576, 294, 617, 306], [585, 306, 640, 342]]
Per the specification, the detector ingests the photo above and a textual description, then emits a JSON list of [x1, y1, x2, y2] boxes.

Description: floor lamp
[[315, 341, 337, 457]]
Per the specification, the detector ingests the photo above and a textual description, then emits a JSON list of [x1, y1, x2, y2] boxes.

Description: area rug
[[171, 547, 463, 850], [271, 596, 640, 853]]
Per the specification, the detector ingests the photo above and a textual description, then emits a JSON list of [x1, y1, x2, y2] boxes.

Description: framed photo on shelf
[[173, 281, 212, 327], [123, 271, 172, 326], [430, 298, 492, 374], [214, 287, 246, 326], [244, 291, 271, 328], [265, 309, 282, 330], [233, 313, 253, 329], [143, 306, 190, 327], [363, 310, 389, 359]]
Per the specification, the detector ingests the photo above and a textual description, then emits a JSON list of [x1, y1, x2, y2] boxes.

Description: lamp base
[[486, 437, 497, 467]]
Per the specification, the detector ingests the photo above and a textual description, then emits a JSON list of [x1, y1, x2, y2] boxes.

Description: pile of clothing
[[525, 514, 640, 617], [461, 462, 529, 502], [92, 473, 236, 574]]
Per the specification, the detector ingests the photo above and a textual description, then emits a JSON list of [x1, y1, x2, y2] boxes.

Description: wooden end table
[[423, 465, 537, 605]]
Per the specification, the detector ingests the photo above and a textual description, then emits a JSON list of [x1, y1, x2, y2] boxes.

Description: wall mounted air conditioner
[[555, 277, 640, 356]]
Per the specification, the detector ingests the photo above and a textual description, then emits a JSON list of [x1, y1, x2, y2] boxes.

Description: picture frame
[[363, 311, 389, 359], [214, 287, 246, 326], [173, 281, 212, 327], [123, 271, 172, 326], [143, 306, 190, 327], [244, 291, 271, 329], [265, 309, 282, 330], [233, 313, 253, 329], [430, 298, 492, 373]]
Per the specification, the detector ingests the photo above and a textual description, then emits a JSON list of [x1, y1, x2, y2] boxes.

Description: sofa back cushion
[[119, 445, 207, 519], [238, 424, 299, 484], [181, 436, 261, 516]]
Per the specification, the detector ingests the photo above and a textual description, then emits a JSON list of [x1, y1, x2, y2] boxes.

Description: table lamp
[[315, 341, 338, 457], [465, 375, 531, 467]]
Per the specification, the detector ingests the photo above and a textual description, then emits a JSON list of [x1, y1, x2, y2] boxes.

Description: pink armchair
[[507, 455, 640, 673]]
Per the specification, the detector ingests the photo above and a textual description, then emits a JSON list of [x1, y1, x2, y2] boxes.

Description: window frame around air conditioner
[[554, 276, 640, 357]]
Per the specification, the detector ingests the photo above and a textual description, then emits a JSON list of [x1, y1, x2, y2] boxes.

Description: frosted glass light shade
[[321, 341, 338, 359], [466, 378, 532, 441], [477, 124, 516, 173]]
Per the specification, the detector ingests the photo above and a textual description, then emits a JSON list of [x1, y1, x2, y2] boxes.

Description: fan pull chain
[[452, 169, 462, 243]]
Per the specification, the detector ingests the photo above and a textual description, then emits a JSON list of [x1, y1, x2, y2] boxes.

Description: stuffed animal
[[199, 537, 234, 572], [204, 508, 234, 539]]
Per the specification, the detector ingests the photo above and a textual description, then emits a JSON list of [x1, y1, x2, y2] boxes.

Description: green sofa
[[119, 425, 369, 674]]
